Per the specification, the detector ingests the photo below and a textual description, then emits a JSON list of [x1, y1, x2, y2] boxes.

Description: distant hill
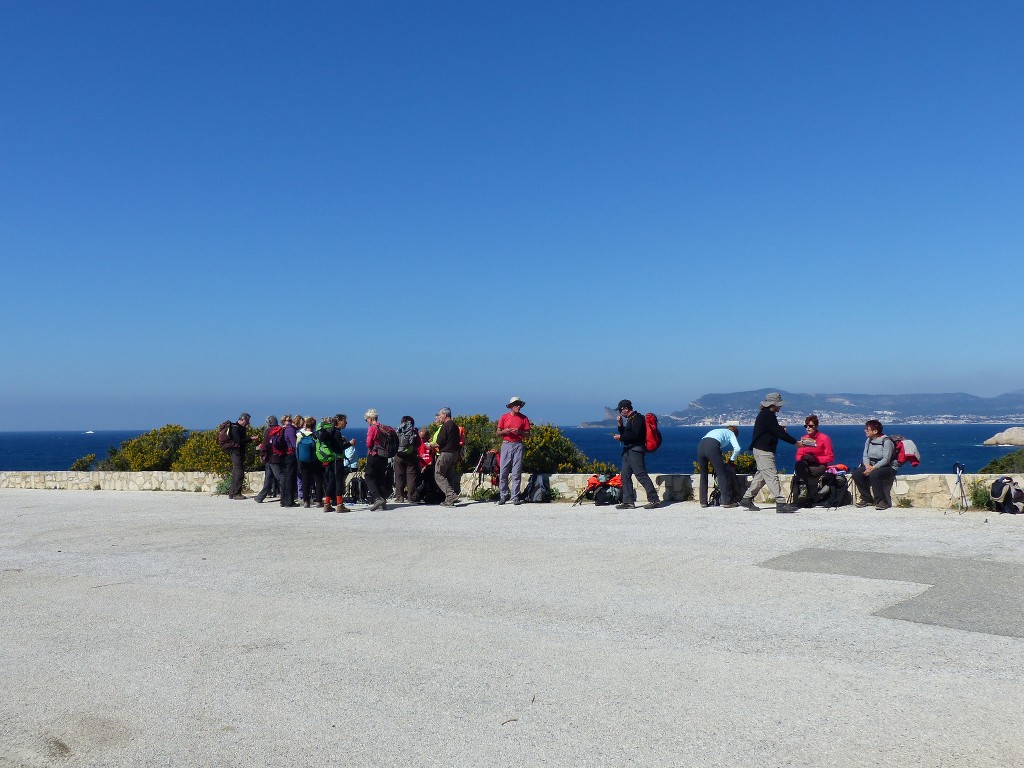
[[579, 390, 1024, 427]]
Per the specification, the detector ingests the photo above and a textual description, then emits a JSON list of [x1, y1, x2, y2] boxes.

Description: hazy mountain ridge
[[580, 390, 1024, 427]]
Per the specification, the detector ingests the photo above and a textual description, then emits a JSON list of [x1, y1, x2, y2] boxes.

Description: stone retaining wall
[[2, 470, 1020, 509]]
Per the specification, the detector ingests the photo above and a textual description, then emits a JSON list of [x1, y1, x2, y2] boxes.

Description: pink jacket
[[795, 431, 835, 465]]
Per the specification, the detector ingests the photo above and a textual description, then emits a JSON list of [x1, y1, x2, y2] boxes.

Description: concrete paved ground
[[2, 489, 1024, 767]]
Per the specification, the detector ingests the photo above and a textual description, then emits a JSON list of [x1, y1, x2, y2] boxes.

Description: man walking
[[254, 415, 285, 503], [612, 399, 660, 510], [738, 392, 800, 513], [696, 421, 742, 507], [496, 396, 531, 505], [227, 413, 252, 499], [430, 407, 462, 507]]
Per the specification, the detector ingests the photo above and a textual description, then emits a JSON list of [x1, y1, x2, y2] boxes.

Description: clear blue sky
[[3, 1, 1022, 430]]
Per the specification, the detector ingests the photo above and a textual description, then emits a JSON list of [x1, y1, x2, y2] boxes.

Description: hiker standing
[[738, 392, 801, 513], [612, 399, 660, 510], [363, 409, 390, 511], [696, 421, 742, 507], [430, 407, 462, 507], [496, 396, 531, 505], [227, 412, 253, 499]]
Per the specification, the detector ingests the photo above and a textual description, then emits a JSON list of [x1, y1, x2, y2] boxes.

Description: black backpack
[[521, 473, 551, 503], [370, 424, 399, 458], [594, 485, 621, 506], [415, 466, 446, 505], [396, 424, 418, 456], [991, 476, 1024, 514], [815, 473, 852, 508], [347, 475, 368, 504]]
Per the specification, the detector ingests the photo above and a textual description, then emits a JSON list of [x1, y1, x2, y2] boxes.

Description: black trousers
[[852, 464, 896, 505], [697, 437, 737, 505], [279, 455, 297, 506], [299, 461, 323, 504], [365, 455, 389, 502]]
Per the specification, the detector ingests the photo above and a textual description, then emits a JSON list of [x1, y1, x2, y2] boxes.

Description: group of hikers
[[218, 396, 533, 512], [217, 392, 912, 514]]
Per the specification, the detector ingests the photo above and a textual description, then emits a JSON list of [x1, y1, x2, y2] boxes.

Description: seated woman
[[792, 414, 835, 505], [851, 419, 897, 510]]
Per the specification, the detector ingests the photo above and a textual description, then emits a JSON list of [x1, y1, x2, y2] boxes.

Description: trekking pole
[[947, 462, 968, 514]]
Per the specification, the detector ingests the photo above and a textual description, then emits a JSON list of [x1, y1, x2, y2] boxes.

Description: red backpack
[[644, 413, 662, 452]]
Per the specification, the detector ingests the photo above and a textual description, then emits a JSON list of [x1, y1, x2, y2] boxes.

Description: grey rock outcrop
[[984, 427, 1024, 446]]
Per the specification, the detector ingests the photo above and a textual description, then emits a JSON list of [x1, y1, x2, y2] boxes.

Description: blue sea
[[0, 425, 1021, 474]]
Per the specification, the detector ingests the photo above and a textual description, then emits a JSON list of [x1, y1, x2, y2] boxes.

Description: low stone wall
[[544, 472, 1024, 508], [1, 470, 1020, 509]]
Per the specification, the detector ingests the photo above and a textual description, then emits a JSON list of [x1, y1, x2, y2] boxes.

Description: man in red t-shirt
[[496, 396, 532, 505]]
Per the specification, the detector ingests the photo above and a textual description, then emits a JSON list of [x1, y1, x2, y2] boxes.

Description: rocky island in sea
[[580, 389, 1024, 427]]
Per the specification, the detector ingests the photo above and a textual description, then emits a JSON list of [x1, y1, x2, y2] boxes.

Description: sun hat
[[507, 396, 525, 408], [760, 392, 784, 408]]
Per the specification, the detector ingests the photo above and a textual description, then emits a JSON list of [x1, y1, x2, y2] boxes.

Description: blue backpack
[[296, 432, 317, 463]]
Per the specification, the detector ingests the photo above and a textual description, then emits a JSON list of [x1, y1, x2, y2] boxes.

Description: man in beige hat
[[496, 396, 531, 504], [738, 392, 802, 513]]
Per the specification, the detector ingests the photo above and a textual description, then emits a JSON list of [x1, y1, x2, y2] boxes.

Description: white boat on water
[[84, 430, 95, 434]]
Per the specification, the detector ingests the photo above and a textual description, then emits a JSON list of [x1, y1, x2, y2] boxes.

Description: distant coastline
[[579, 419, 1024, 428]]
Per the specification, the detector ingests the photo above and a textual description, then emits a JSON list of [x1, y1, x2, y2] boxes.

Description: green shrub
[[980, 449, 1024, 474], [96, 425, 189, 471], [453, 413, 498, 474], [692, 451, 756, 475], [70, 453, 96, 471], [968, 479, 994, 511], [896, 497, 912, 508], [172, 430, 232, 474]]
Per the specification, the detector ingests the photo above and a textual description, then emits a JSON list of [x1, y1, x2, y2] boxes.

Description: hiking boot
[[337, 505, 351, 513], [721, 503, 738, 508], [513, 499, 523, 505], [739, 497, 760, 511], [875, 502, 891, 510], [497, 499, 507, 505], [643, 501, 660, 509], [369, 498, 385, 511], [776, 502, 798, 513], [303, 501, 310, 509], [615, 503, 636, 509], [855, 500, 874, 508]]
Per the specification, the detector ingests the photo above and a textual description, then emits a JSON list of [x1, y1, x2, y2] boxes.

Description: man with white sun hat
[[496, 396, 532, 505]]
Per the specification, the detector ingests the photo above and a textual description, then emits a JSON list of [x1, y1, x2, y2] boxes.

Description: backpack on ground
[[373, 424, 399, 458], [644, 413, 662, 452], [710, 464, 741, 507], [594, 485, 622, 506], [415, 466, 446, 505], [814, 470, 852, 509], [575, 473, 623, 506], [216, 421, 238, 452], [296, 432, 317, 463], [887, 435, 921, 468], [347, 475, 368, 504], [521, 473, 551, 503], [473, 449, 501, 489], [991, 476, 1024, 514]]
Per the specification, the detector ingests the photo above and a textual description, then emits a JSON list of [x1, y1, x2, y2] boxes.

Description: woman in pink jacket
[[793, 414, 835, 505]]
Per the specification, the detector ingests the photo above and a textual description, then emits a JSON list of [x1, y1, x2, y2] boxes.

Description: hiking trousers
[[499, 441, 525, 501], [365, 455, 389, 502], [744, 448, 783, 503], [435, 451, 460, 505], [697, 437, 735, 505], [621, 447, 658, 505]]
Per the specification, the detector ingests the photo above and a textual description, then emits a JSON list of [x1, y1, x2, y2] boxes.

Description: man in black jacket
[[738, 392, 799, 513], [227, 413, 252, 499], [612, 399, 660, 510]]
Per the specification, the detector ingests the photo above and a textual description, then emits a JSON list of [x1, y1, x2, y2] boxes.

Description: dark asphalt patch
[[761, 548, 1024, 639]]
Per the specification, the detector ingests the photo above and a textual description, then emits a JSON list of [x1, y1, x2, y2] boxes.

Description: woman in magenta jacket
[[793, 414, 835, 504]]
